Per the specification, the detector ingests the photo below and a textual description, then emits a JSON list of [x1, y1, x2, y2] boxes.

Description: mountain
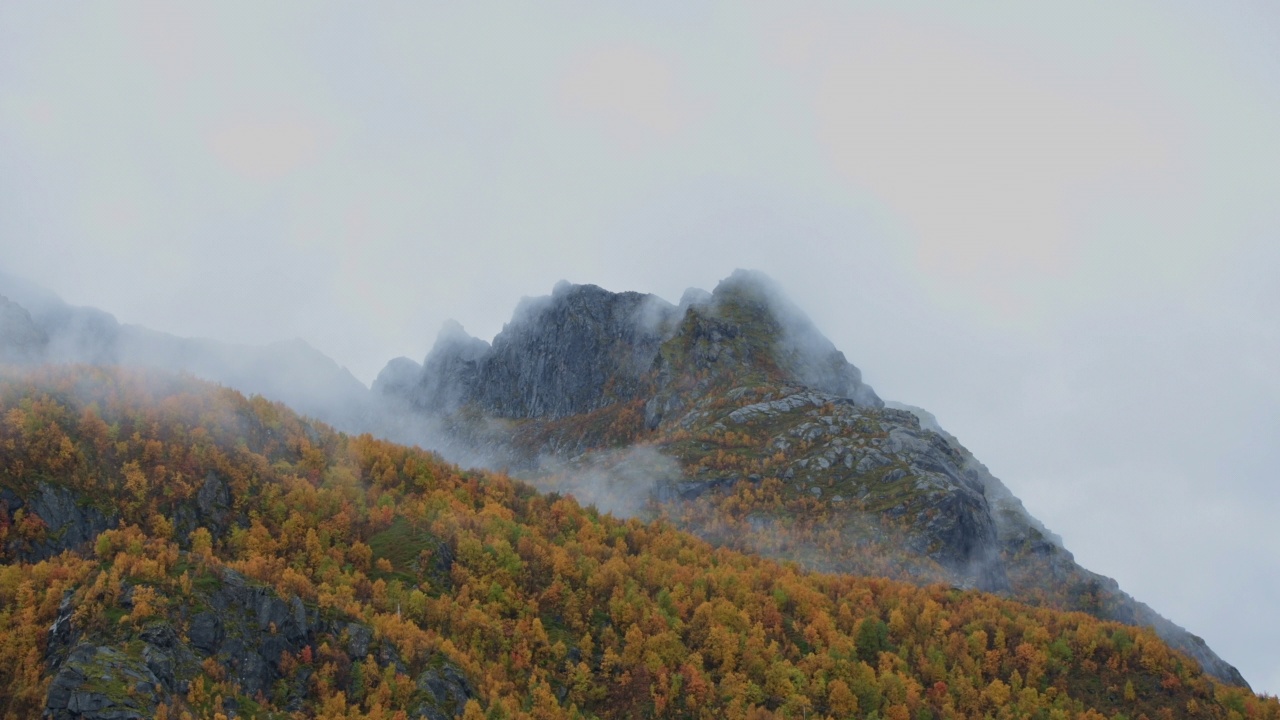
[[375, 270, 1248, 688], [2, 365, 1276, 719], [0, 273, 372, 432], [0, 268, 1256, 696]]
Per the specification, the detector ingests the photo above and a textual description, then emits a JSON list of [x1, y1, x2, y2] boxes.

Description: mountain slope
[[375, 270, 1248, 688], [1, 365, 1276, 719], [0, 273, 372, 431]]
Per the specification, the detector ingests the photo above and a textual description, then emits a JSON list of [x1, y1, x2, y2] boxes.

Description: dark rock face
[[45, 644, 163, 720], [6, 483, 118, 563], [41, 567, 308, 713], [197, 569, 314, 697], [188, 611, 224, 655], [414, 664, 475, 720], [469, 284, 676, 419], [195, 472, 232, 530], [172, 472, 238, 545], [419, 320, 494, 414], [46, 590, 79, 671], [139, 622, 192, 694], [40, 565, 477, 716], [379, 272, 882, 426]]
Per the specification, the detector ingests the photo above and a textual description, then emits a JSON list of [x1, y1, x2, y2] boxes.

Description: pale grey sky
[[3, 0, 1278, 693]]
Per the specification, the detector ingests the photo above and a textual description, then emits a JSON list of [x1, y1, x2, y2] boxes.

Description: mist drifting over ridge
[[3, 0, 1279, 694], [1, 264, 1274, 689]]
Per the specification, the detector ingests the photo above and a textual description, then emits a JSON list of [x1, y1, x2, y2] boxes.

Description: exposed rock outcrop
[[453, 283, 677, 419], [419, 320, 493, 414], [41, 566, 475, 717], [380, 271, 881, 427], [2, 483, 118, 563], [45, 644, 164, 720], [414, 663, 476, 720]]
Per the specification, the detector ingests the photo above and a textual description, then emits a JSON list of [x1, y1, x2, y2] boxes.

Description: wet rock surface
[[45, 644, 163, 720], [379, 272, 881, 427], [414, 664, 476, 720], [172, 472, 241, 546], [4, 483, 118, 563], [411, 283, 677, 420]]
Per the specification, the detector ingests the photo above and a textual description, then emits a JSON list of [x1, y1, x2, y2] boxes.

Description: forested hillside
[[1, 366, 1276, 719]]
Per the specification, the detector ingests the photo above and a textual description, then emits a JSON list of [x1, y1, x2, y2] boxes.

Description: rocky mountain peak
[[380, 272, 881, 423], [470, 283, 674, 418], [433, 319, 489, 354], [652, 270, 882, 409], [410, 321, 491, 414], [370, 356, 423, 397]]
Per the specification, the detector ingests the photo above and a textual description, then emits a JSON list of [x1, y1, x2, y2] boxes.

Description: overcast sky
[[3, 0, 1278, 694]]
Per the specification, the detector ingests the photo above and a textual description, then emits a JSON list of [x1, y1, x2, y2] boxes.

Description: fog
[[2, 0, 1279, 693]]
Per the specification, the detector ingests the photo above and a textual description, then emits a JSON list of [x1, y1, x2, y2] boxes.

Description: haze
[[3, 1, 1278, 693]]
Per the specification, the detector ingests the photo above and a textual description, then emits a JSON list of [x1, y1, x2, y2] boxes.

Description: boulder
[[45, 645, 162, 720]]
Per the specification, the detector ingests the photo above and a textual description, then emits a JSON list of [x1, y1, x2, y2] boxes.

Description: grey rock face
[[45, 644, 163, 720], [414, 663, 475, 720], [139, 622, 191, 694], [199, 569, 313, 697], [470, 284, 675, 419], [417, 320, 493, 414], [188, 612, 224, 655], [725, 390, 839, 424], [345, 622, 374, 659], [195, 472, 232, 530], [7, 483, 118, 562], [381, 271, 880, 432], [708, 391, 1007, 590]]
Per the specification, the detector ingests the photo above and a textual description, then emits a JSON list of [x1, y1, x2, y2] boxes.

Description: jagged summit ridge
[[386, 270, 883, 422]]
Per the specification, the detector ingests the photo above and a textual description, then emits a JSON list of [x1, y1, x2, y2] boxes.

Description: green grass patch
[[368, 517, 442, 574]]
